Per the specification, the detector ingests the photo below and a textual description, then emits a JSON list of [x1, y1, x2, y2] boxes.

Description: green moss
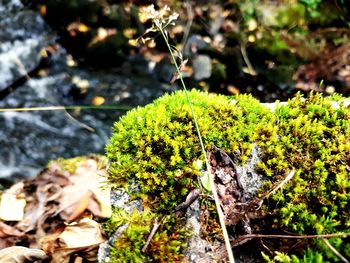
[[106, 90, 350, 261], [257, 93, 350, 261], [103, 208, 187, 262], [49, 155, 107, 174], [106, 89, 272, 210], [262, 250, 325, 263]]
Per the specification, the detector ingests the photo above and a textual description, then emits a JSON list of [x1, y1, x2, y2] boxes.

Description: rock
[[0, 0, 51, 91], [193, 55, 212, 80], [183, 200, 214, 262], [0, 1, 167, 184], [102, 90, 350, 262]]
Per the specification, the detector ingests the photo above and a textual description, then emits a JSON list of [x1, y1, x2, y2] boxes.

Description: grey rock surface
[[0, 0, 169, 183], [183, 200, 214, 263], [0, 0, 51, 90], [98, 189, 214, 263]]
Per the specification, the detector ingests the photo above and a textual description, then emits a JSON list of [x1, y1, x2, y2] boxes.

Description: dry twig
[[254, 169, 295, 210], [322, 238, 349, 263], [232, 233, 350, 247]]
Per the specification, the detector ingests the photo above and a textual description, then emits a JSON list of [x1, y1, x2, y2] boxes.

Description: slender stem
[[233, 232, 350, 248], [159, 28, 209, 168], [159, 27, 235, 263], [237, 233, 350, 240], [322, 238, 349, 263], [0, 105, 131, 112], [240, 43, 256, 76]]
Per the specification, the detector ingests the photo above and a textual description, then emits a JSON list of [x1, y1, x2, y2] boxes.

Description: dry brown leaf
[[37, 169, 70, 187], [41, 218, 105, 263], [67, 191, 92, 222], [86, 195, 104, 218], [58, 218, 105, 248], [50, 249, 72, 263], [73, 256, 83, 263], [0, 156, 109, 258], [0, 246, 47, 263], [50, 246, 98, 263], [57, 159, 111, 220], [0, 193, 26, 221], [0, 222, 27, 249], [40, 225, 65, 255], [33, 205, 61, 246], [18, 189, 48, 232], [0, 222, 24, 238], [0, 182, 26, 221]]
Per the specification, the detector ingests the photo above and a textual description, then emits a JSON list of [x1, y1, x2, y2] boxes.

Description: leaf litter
[[0, 155, 110, 262]]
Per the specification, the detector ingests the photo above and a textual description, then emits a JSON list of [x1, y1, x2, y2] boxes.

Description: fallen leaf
[[17, 188, 48, 232], [40, 225, 65, 255], [0, 222, 24, 238], [0, 246, 47, 263], [0, 221, 27, 249], [58, 218, 105, 248], [57, 158, 111, 220], [0, 193, 26, 221], [68, 191, 92, 222], [0, 156, 109, 258], [41, 218, 105, 263]]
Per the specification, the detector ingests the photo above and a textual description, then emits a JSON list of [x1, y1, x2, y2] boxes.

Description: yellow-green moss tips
[[106, 89, 272, 210], [103, 208, 188, 262], [105, 90, 350, 261], [257, 93, 350, 261]]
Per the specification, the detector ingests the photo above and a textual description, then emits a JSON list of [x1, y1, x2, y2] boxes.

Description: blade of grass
[[159, 25, 236, 263], [0, 105, 132, 112]]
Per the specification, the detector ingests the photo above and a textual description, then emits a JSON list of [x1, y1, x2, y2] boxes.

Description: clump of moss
[[262, 250, 325, 263], [257, 93, 350, 261], [106, 89, 272, 210], [105, 90, 350, 261], [103, 208, 187, 262], [50, 155, 107, 174], [104, 208, 152, 262]]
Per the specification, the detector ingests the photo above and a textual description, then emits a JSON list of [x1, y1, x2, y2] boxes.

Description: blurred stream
[[0, 0, 170, 185]]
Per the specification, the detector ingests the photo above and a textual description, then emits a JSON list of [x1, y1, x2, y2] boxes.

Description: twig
[[232, 232, 350, 247], [142, 217, 162, 253], [241, 232, 350, 239], [240, 44, 256, 76], [322, 238, 349, 263], [142, 190, 200, 253], [265, 169, 295, 198], [254, 169, 295, 209], [179, 1, 194, 52], [174, 189, 201, 212]]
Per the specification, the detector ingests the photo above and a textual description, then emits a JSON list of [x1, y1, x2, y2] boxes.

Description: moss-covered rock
[[106, 90, 272, 209], [105, 89, 350, 262], [257, 93, 350, 261]]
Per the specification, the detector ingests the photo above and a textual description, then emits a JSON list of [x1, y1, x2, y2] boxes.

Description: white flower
[[139, 4, 178, 29]]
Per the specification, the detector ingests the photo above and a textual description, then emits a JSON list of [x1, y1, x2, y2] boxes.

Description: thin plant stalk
[[0, 105, 131, 112], [159, 26, 236, 263]]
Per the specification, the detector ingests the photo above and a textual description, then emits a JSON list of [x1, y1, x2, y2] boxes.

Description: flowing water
[[0, 0, 170, 185]]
